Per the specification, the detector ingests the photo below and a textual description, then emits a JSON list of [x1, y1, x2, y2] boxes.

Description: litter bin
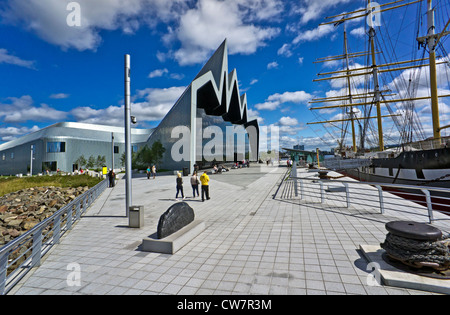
[[182, 167, 189, 176], [129, 205, 144, 228]]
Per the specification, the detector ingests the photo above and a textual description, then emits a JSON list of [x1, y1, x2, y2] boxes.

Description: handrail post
[[299, 179, 304, 200], [292, 165, 298, 197], [31, 226, 44, 268], [319, 181, 324, 204], [421, 189, 434, 223], [83, 197, 88, 215], [376, 185, 384, 214], [67, 204, 74, 230], [0, 252, 8, 295], [343, 183, 350, 208], [53, 214, 62, 245], [76, 201, 82, 221]]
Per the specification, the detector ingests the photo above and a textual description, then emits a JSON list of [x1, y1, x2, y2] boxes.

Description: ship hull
[[337, 147, 450, 212], [340, 147, 450, 188], [341, 168, 450, 190]]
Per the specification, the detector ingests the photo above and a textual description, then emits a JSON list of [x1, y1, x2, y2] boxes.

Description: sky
[[0, 0, 449, 152]]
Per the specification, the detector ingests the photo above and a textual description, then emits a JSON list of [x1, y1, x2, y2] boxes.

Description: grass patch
[[0, 175, 103, 197]]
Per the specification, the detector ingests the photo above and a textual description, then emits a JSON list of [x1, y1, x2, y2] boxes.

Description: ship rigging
[[308, 0, 450, 155]]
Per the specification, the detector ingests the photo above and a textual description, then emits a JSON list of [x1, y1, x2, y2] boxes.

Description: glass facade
[[47, 142, 66, 153], [145, 40, 259, 173], [196, 108, 250, 168]]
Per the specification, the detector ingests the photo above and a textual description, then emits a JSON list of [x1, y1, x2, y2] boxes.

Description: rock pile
[[0, 186, 89, 246]]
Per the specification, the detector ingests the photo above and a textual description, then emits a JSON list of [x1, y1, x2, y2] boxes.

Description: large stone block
[[157, 202, 194, 239], [142, 220, 205, 254]]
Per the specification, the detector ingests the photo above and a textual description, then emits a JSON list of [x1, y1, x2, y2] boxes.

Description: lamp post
[[124, 54, 132, 217], [111, 132, 115, 171], [30, 145, 34, 176]]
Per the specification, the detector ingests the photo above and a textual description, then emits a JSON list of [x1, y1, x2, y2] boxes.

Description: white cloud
[[255, 90, 313, 111], [49, 93, 70, 99], [2, 0, 282, 65], [236, 0, 284, 22], [168, 0, 281, 65], [71, 86, 186, 126], [267, 61, 279, 70], [278, 116, 299, 126], [0, 86, 186, 137], [268, 91, 313, 104], [295, 0, 354, 25], [2, 0, 123, 50], [247, 108, 264, 124], [0, 95, 67, 123], [0, 49, 36, 69], [277, 43, 292, 57], [0, 125, 40, 142], [289, 1, 365, 45], [255, 101, 280, 111], [260, 117, 305, 140], [1, 0, 188, 51], [148, 68, 184, 80], [148, 68, 169, 78], [170, 73, 185, 80], [350, 26, 366, 37], [293, 24, 335, 44]]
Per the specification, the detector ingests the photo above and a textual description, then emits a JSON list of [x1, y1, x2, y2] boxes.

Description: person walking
[[200, 171, 210, 202], [146, 166, 151, 179], [190, 171, 200, 198], [151, 165, 156, 179], [176, 172, 184, 199], [108, 169, 115, 188]]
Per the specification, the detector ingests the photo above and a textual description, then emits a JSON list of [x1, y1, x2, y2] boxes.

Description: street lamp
[[124, 54, 132, 217], [30, 145, 34, 176]]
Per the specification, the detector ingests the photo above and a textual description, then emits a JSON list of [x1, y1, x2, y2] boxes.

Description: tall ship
[[308, 0, 450, 192]]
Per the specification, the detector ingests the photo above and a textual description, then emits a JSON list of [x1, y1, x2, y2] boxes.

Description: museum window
[[42, 161, 57, 172], [114, 146, 119, 154], [47, 142, 66, 153]]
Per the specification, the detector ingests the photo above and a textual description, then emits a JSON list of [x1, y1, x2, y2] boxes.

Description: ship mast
[[343, 23, 357, 153], [368, 0, 384, 151], [427, 0, 441, 142], [308, 0, 450, 152]]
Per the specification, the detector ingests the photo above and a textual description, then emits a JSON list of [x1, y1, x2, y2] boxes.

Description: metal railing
[[0, 179, 108, 295], [278, 167, 450, 231], [321, 158, 371, 170]]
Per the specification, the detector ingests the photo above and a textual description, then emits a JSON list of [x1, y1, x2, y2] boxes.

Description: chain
[[381, 233, 450, 271], [419, 173, 450, 185]]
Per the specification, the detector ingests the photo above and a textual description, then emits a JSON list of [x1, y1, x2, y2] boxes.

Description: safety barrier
[[0, 179, 108, 295], [277, 167, 450, 231]]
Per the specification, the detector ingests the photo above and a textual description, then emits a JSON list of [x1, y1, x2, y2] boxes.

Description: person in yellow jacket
[[200, 171, 210, 202]]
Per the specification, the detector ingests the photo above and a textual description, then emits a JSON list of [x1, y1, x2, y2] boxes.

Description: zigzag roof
[[147, 39, 260, 169], [191, 39, 251, 125]]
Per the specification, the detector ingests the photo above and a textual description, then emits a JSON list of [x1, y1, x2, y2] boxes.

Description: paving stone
[[8, 166, 449, 295]]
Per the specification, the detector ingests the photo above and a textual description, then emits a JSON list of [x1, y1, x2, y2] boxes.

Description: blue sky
[[1, 0, 449, 151]]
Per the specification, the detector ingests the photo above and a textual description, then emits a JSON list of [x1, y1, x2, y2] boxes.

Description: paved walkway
[[9, 165, 450, 295]]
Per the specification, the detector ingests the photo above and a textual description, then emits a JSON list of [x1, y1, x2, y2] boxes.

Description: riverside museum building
[[0, 40, 259, 176]]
